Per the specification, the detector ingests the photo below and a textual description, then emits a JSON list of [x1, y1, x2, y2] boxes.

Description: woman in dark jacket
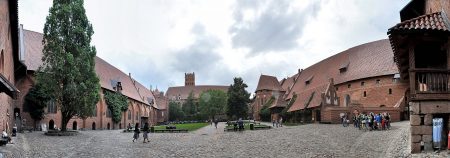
[[143, 123, 149, 143], [132, 123, 140, 142]]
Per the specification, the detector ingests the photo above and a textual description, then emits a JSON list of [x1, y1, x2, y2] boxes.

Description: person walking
[[214, 119, 218, 129], [132, 123, 140, 142], [142, 123, 149, 143], [279, 117, 283, 127]]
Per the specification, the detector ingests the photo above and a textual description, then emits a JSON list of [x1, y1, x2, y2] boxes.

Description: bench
[[0, 137, 9, 146], [153, 129, 188, 133]]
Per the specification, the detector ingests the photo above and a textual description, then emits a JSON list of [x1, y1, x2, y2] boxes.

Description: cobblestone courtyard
[[0, 121, 448, 157]]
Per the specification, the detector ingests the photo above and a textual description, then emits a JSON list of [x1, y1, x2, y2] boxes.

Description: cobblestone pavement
[[0, 121, 448, 158]]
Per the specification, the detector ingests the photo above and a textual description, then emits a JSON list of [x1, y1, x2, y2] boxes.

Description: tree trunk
[[61, 113, 71, 131]]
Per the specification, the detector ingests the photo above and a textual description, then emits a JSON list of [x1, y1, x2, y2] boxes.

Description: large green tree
[[168, 101, 184, 121], [38, 0, 100, 131], [226, 77, 250, 119], [198, 89, 227, 120]]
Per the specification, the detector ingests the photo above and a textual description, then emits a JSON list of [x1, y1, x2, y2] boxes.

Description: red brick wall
[[0, 0, 16, 133], [253, 90, 276, 121], [335, 75, 408, 108]]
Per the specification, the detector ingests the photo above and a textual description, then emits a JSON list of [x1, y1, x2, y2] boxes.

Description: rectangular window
[[361, 82, 365, 86], [347, 84, 351, 88], [106, 105, 112, 118], [47, 100, 57, 114], [389, 89, 392, 95], [376, 79, 380, 85]]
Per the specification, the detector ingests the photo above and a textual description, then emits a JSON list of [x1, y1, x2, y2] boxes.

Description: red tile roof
[[255, 74, 284, 92], [23, 29, 156, 106], [23, 30, 44, 70], [152, 89, 167, 110], [166, 85, 229, 101], [287, 84, 327, 112], [286, 39, 399, 112], [388, 12, 450, 33]]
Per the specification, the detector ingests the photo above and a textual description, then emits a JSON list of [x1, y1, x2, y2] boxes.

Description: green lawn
[[153, 123, 209, 132]]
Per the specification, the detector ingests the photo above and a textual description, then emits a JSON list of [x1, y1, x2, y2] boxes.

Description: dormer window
[[305, 76, 313, 85], [339, 62, 349, 73], [116, 82, 122, 92]]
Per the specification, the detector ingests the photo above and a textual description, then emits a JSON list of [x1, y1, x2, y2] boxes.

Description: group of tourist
[[342, 112, 391, 131], [131, 122, 150, 143], [272, 117, 283, 128]]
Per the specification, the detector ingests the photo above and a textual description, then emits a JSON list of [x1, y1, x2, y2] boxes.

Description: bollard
[[150, 126, 154, 133], [250, 124, 254, 130]]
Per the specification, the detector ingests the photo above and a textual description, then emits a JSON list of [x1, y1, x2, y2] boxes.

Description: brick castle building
[[14, 29, 168, 130], [388, 0, 450, 153], [0, 0, 22, 134], [253, 39, 410, 123], [166, 73, 229, 104]]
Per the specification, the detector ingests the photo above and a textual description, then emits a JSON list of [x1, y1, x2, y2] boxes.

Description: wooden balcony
[[410, 68, 450, 100]]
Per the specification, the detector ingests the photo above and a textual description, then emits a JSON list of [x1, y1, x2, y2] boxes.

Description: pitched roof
[[269, 95, 287, 109], [166, 85, 229, 100], [287, 84, 327, 112], [23, 30, 44, 70], [153, 90, 167, 110], [255, 75, 284, 92], [23, 29, 155, 106], [388, 11, 450, 33], [286, 39, 399, 112]]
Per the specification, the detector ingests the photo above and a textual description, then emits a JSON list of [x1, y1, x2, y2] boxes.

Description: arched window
[[128, 110, 131, 120], [363, 91, 367, 97], [106, 106, 112, 118], [389, 89, 392, 94], [136, 112, 139, 120], [344, 95, 351, 107], [93, 105, 97, 117]]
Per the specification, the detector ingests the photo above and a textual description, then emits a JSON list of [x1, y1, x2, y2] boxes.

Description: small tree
[[24, 83, 51, 128], [259, 96, 275, 122], [38, 0, 100, 131], [169, 101, 184, 121], [104, 90, 128, 123], [199, 90, 227, 120], [226, 77, 250, 119], [182, 91, 197, 119]]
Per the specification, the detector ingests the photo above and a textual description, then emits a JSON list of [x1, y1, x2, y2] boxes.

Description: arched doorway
[[72, 121, 77, 130], [14, 108, 20, 120], [107, 123, 110, 130], [344, 94, 351, 107], [92, 122, 96, 130], [119, 123, 122, 129], [49, 120, 55, 130]]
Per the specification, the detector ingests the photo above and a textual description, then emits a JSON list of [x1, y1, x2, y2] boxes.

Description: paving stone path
[[0, 121, 448, 157]]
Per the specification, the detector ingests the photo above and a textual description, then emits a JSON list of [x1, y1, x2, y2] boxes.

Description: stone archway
[[72, 121, 77, 130], [92, 122, 96, 130], [49, 120, 55, 130], [107, 123, 110, 130]]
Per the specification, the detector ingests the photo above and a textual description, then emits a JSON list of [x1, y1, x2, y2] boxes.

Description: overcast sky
[[19, 0, 409, 94]]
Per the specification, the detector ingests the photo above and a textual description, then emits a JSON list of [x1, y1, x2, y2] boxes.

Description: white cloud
[[19, 0, 410, 94]]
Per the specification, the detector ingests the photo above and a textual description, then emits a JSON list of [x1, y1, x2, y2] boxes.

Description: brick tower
[[185, 72, 195, 86]]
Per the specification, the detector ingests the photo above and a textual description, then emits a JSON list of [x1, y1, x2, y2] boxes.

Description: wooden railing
[[411, 69, 449, 93]]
